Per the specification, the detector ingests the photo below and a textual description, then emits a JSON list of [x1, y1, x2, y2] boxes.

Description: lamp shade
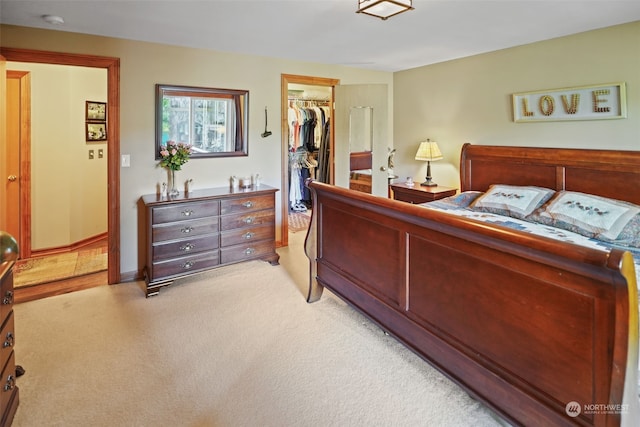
[[415, 140, 443, 162], [357, 0, 413, 20]]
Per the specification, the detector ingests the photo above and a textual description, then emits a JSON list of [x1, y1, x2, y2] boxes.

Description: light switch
[[121, 154, 130, 167], [98, 149, 104, 159], [89, 150, 94, 159]]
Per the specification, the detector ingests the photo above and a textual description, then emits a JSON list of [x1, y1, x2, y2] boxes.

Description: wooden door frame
[[280, 74, 338, 246], [5, 70, 31, 256], [1, 47, 121, 284]]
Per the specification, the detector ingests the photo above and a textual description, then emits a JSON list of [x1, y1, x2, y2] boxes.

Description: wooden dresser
[[0, 232, 19, 427], [141, 185, 280, 297]]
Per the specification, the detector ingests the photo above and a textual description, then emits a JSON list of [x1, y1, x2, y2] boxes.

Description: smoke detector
[[42, 15, 64, 25]]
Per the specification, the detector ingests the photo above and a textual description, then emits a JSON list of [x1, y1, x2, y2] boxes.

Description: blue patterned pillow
[[528, 191, 640, 248], [444, 191, 483, 207], [470, 185, 556, 219], [420, 191, 482, 210]]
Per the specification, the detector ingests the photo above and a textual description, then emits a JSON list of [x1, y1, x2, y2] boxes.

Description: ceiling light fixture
[[357, 0, 413, 20], [42, 15, 65, 25]]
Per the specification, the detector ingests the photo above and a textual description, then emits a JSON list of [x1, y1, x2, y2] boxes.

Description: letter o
[[539, 95, 555, 116]]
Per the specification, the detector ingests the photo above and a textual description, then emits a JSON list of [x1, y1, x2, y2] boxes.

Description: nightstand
[[390, 183, 457, 204]]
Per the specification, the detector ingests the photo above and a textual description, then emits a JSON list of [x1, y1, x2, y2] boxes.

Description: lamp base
[[420, 161, 438, 187]]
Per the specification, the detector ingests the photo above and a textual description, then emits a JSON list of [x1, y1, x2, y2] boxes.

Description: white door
[[334, 84, 390, 197]]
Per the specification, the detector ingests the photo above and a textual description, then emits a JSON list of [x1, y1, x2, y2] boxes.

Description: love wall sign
[[512, 82, 626, 123]]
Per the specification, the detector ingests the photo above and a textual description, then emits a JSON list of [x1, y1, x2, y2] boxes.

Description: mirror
[[348, 106, 374, 194], [155, 84, 249, 159]]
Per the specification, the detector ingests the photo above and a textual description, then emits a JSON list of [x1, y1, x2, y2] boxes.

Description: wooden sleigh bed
[[304, 144, 640, 427]]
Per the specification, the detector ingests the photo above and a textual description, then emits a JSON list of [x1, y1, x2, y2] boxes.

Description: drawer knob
[[244, 217, 254, 224], [2, 291, 13, 305], [3, 332, 13, 349], [181, 226, 194, 234], [179, 243, 195, 252], [3, 375, 14, 392], [242, 201, 254, 208], [243, 232, 254, 240], [182, 261, 195, 269], [244, 248, 255, 255], [181, 209, 194, 217]]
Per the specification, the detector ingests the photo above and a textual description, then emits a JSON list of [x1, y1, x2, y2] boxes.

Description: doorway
[[7, 64, 108, 301], [280, 74, 338, 246], [1, 47, 121, 287]]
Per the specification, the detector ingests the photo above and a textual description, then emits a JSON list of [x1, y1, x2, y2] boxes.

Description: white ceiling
[[1, 0, 640, 72]]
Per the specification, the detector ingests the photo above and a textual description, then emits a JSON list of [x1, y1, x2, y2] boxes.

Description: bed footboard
[[304, 180, 639, 427]]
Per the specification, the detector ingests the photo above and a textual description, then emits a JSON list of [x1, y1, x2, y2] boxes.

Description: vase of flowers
[[159, 141, 192, 196]]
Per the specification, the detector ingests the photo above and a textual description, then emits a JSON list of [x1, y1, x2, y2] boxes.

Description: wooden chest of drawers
[[0, 232, 19, 427], [141, 185, 280, 297]]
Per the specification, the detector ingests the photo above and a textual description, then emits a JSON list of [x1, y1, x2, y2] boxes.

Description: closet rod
[[288, 96, 329, 101], [289, 98, 330, 106]]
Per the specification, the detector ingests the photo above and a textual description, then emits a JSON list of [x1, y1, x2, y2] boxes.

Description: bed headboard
[[460, 143, 640, 205]]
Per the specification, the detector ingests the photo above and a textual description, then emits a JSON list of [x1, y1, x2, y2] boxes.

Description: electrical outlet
[[98, 149, 104, 159], [89, 150, 95, 159]]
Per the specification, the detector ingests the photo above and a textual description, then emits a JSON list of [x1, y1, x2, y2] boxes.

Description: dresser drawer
[[152, 251, 220, 279], [220, 225, 274, 247], [0, 312, 14, 368], [220, 240, 275, 265], [0, 350, 16, 415], [220, 210, 274, 231], [220, 194, 274, 215], [152, 216, 219, 242], [0, 271, 13, 325], [152, 200, 220, 224], [152, 233, 219, 261]]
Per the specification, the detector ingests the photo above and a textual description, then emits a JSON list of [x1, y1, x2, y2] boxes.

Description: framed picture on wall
[[86, 101, 107, 121], [86, 122, 107, 142], [512, 82, 626, 122]]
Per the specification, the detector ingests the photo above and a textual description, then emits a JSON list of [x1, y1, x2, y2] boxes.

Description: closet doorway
[[280, 74, 338, 246]]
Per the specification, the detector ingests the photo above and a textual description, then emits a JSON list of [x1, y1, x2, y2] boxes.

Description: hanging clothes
[[288, 98, 331, 186], [289, 147, 309, 212], [288, 101, 300, 149], [301, 108, 317, 152], [317, 118, 331, 183], [287, 98, 330, 151]]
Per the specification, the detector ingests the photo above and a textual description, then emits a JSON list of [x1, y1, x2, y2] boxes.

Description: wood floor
[[14, 239, 108, 304]]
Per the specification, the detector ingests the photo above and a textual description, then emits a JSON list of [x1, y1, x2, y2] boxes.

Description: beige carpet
[[14, 250, 107, 288], [12, 244, 505, 426]]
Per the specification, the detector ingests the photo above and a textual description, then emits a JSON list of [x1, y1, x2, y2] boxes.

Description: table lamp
[[414, 139, 443, 187]]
